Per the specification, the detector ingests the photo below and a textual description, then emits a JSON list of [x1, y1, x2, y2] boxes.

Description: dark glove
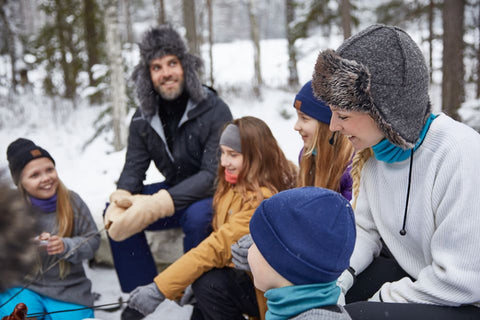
[[231, 234, 253, 271], [128, 282, 165, 316]]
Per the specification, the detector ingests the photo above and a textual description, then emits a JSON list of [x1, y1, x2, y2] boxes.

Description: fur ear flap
[[183, 53, 206, 103], [131, 61, 158, 119], [312, 49, 373, 113]]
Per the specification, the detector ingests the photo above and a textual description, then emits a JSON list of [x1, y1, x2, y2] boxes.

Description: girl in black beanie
[[0, 138, 100, 320]]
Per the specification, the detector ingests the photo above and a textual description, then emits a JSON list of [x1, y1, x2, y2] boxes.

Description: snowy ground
[[84, 262, 193, 319]]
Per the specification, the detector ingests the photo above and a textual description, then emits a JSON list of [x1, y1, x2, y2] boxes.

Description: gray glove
[[231, 234, 253, 271], [179, 284, 196, 306], [128, 282, 165, 316]]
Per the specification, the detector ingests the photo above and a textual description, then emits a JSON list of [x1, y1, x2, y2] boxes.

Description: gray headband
[[219, 124, 242, 153]]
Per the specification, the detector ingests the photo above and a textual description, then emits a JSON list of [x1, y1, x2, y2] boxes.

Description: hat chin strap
[[399, 148, 414, 236]]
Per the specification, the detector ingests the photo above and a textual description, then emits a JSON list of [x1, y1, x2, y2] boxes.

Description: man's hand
[[128, 282, 165, 316], [231, 234, 253, 271], [107, 189, 175, 241]]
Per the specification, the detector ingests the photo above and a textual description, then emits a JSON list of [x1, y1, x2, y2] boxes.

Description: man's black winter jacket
[[117, 88, 232, 210]]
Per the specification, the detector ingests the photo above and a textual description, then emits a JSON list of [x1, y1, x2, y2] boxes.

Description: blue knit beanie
[[250, 187, 356, 285], [293, 80, 332, 124]]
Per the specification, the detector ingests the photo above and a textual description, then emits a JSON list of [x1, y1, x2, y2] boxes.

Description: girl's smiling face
[[329, 107, 385, 151], [220, 145, 244, 176], [20, 157, 59, 199], [294, 110, 319, 150]]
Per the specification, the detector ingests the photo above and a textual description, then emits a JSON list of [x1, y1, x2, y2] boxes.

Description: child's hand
[[33, 232, 51, 247], [231, 234, 253, 271], [46, 235, 65, 255]]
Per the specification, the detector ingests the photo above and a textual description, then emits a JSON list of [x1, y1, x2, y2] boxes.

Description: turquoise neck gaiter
[[372, 113, 437, 163], [265, 281, 340, 320]]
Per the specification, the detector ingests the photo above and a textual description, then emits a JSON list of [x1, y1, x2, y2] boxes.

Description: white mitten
[[336, 267, 355, 305], [107, 189, 175, 241]]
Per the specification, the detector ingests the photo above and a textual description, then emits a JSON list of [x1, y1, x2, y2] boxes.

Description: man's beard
[[156, 78, 185, 101]]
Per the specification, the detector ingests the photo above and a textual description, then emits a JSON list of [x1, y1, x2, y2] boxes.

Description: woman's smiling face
[[329, 107, 384, 151]]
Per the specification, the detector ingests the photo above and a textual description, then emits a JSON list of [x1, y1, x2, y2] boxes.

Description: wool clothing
[[250, 187, 356, 285], [26, 191, 100, 307], [6, 138, 55, 185], [348, 114, 480, 306], [290, 306, 352, 320], [219, 123, 242, 152], [154, 187, 273, 300], [131, 24, 206, 117], [29, 194, 57, 213], [312, 24, 431, 149], [294, 80, 331, 124], [264, 281, 341, 320], [372, 114, 437, 163]]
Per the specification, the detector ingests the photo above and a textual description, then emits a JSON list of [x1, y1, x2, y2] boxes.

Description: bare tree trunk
[[248, 0, 262, 96], [122, 0, 134, 44], [157, 0, 166, 25], [105, 0, 127, 151], [183, 0, 199, 56], [340, 0, 351, 39], [0, 0, 17, 92], [83, 0, 101, 103], [286, 0, 299, 88], [428, 0, 434, 83], [207, 0, 214, 86], [442, 0, 464, 120]]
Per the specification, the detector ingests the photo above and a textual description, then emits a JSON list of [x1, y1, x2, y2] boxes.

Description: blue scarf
[[29, 194, 57, 213], [372, 114, 437, 163], [265, 281, 340, 320]]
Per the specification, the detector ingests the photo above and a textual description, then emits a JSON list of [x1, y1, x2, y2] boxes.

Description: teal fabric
[[0, 287, 94, 320], [373, 114, 437, 163], [265, 281, 340, 320]]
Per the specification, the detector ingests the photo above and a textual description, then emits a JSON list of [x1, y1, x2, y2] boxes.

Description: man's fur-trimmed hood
[[131, 25, 205, 119], [312, 25, 431, 149]]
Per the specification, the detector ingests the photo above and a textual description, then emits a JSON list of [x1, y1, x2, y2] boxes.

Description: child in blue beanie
[[293, 81, 354, 200], [248, 187, 355, 320]]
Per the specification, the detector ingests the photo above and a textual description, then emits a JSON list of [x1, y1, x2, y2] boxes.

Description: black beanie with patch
[[6, 138, 55, 185]]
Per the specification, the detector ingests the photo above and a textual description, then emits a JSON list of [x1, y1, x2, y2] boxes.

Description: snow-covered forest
[[1, 0, 480, 319]]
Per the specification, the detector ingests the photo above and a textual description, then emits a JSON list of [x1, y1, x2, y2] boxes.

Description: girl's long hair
[[350, 147, 373, 209], [298, 122, 354, 192], [19, 177, 74, 279], [213, 116, 297, 210]]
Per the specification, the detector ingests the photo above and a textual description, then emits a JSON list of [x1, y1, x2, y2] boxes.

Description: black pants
[[191, 268, 259, 320], [345, 247, 480, 320]]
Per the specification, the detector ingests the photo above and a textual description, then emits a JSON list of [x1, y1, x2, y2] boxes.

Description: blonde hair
[[19, 178, 74, 279], [298, 122, 354, 192], [213, 117, 297, 211], [350, 148, 373, 209]]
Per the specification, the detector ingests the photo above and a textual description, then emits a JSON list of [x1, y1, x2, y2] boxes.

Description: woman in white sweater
[[312, 24, 480, 319]]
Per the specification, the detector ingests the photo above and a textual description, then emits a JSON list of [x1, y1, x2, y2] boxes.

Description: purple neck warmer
[[29, 194, 57, 213]]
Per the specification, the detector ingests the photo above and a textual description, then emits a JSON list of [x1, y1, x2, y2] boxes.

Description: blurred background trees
[[0, 0, 479, 142]]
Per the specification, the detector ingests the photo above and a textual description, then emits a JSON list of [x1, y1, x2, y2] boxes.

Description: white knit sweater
[[351, 113, 480, 307]]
